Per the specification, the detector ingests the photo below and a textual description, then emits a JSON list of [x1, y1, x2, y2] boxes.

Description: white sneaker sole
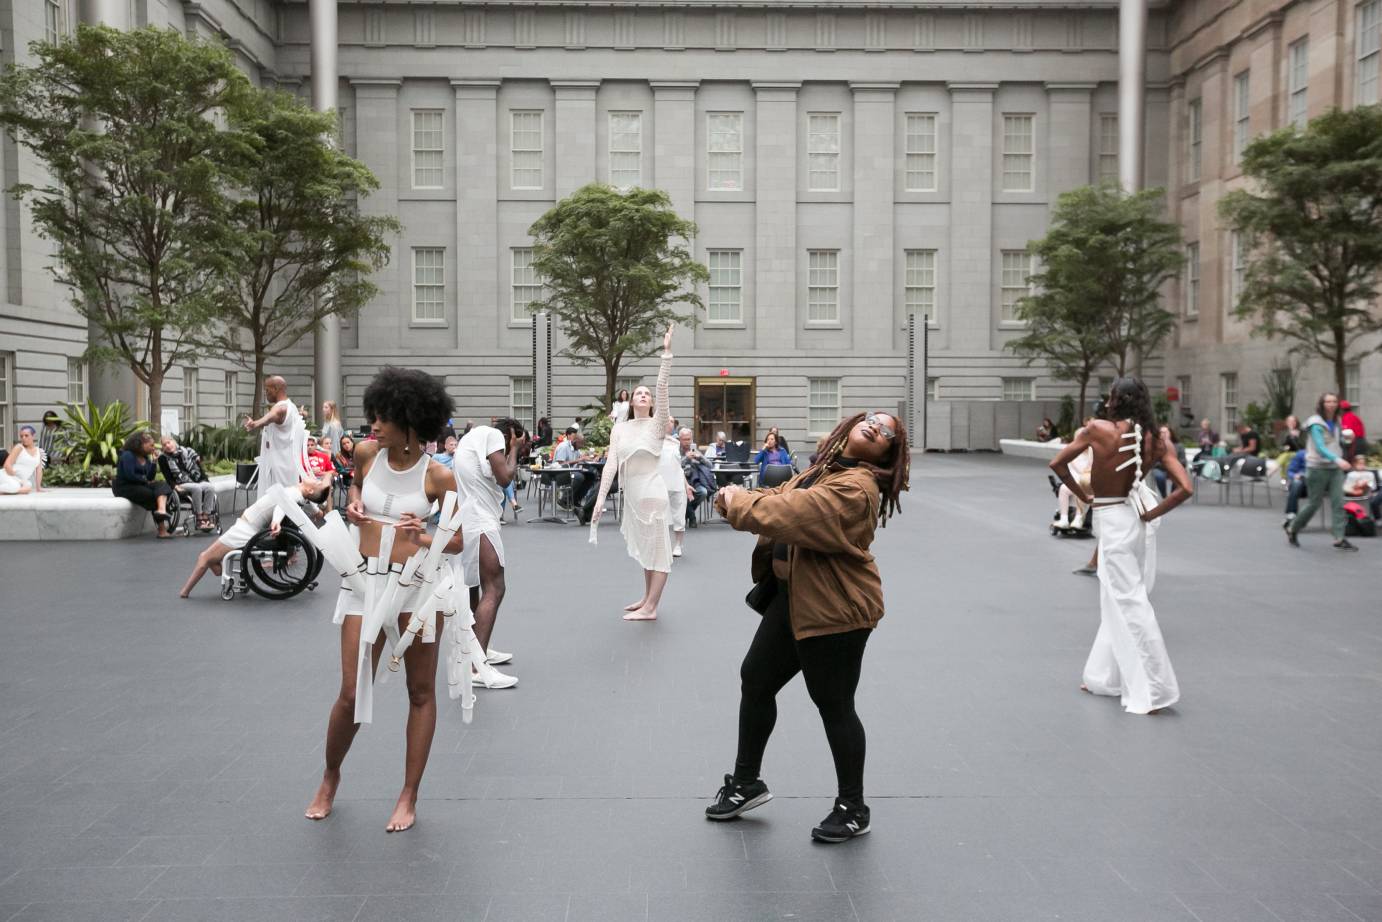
[[485, 650, 513, 666], [705, 791, 772, 821]]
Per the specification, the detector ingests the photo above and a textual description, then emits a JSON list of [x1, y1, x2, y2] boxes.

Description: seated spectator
[[678, 427, 714, 526], [534, 417, 554, 448], [333, 434, 356, 488], [1197, 418, 1220, 454], [158, 435, 216, 531], [752, 432, 791, 479], [1280, 415, 1304, 452], [1151, 426, 1186, 498], [554, 426, 594, 517], [1283, 449, 1309, 525], [112, 430, 173, 538], [304, 435, 333, 479], [704, 431, 728, 461], [0, 425, 44, 494], [1341, 400, 1368, 456], [432, 434, 458, 467], [1036, 417, 1058, 442], [38, 410, 62, 464], [1343, 455, 1377, 498], [766, 426, 791, 455]]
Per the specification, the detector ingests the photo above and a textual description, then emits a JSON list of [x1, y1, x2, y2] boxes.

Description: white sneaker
[[672, 545, 683, 558], [485, 648, 513, 666], [473, 660, 518, 689]]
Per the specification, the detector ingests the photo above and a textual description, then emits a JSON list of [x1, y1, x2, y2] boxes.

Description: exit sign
[[719, 369, 730, 376]]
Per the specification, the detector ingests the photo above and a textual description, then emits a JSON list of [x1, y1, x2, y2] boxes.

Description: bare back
[[1051, 418, 1193, 522]]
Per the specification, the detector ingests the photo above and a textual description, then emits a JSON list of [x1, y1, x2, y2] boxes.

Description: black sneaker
[[705, 774, 772, 821], [811, 799, 871, 843], [1285, 521, 1299, 547], [1334, 539, 1359, 551]]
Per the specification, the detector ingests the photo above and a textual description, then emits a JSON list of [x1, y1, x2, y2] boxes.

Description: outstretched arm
[[653, 324, 674, 434], [243, 402, 287, 432], [1050, 428, 1094, 504]]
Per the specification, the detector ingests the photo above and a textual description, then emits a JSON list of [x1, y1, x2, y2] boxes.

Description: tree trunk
[[604, 361, 618, 410], [149, 329, 164, 435], [1078, 377, 1089, 419], [1333, 324, 1348, 395], [252, 350, 267, 418]]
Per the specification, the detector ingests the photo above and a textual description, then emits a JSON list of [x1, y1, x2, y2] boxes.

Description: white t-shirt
[[452, 426, 507, 531]]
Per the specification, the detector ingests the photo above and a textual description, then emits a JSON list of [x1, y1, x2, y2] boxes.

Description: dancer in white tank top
[[303, 367, 461, 834], [243, 375, 307, 496]]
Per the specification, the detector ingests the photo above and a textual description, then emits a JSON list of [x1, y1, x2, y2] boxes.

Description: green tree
[[529, 184, 707, 404], [1219, 106, 1382, 394], [0, 25, 254, 431], [1007, 185, 1183, 409], [215, 90, 400, 416]]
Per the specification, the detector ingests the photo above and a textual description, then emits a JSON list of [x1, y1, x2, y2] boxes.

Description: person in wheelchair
[[159, 435, 217, 532], [178, 468, 334, 598]]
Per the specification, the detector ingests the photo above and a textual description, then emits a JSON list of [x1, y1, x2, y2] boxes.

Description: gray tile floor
[[1, 453, 1379, 922]]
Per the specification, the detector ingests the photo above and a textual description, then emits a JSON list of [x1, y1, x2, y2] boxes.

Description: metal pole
[[1118, 0, 1147, 193], [310, 0, 342, 411]]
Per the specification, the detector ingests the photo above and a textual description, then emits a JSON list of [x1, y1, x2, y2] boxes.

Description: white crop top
[[360, 451, 432, 523]]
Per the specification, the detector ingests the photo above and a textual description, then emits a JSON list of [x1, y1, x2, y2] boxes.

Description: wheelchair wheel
[[242, 529, 316, 600], [166, 489, 186, 536]]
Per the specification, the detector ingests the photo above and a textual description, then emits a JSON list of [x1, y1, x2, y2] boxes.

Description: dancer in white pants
[[1049, 378, 1193, 715]]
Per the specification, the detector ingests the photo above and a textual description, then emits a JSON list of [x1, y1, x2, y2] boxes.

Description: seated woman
[[0, 425, 44, 494], [179, 468, 335, 597], [333, 434, 356, 489], [112, 430, 173, 538], [159, 435, 216, 530], [752, 432, 791, 480]]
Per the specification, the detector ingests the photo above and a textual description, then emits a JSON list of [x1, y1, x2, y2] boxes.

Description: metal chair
[[232, 462, 258, 513], [1232, 457, 1270, 507], [760, 463, 795, 489]]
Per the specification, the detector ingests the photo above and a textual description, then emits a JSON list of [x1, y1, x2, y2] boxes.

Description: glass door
[[695, 377, 755, 446]]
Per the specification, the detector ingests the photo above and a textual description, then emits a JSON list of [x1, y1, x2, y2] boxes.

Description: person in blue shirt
[[1286, 392, 1357, 550], [112, 430, 174, 538], [1283, 449, 1308, 523], [752, 432, 791, 480], [431, 434, 457, 467]]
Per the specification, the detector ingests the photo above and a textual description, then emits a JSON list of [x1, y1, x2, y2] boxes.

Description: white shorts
[[457, 525, 505, 588]]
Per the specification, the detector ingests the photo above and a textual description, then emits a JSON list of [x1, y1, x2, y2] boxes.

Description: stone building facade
[[0, 0, 1377, 450]]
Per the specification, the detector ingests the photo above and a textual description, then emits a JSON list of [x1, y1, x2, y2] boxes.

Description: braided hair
[[1108, 377, 1162, 462], [804, 412, 910, 526]]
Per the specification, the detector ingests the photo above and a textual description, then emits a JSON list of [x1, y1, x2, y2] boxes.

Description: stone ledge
[[999, 438, 1065, 461], [0, 476, 239, 541]]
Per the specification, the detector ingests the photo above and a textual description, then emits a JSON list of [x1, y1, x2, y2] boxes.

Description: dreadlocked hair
[[804, 412, 911, 526], [1108, 377, 1163, 462]]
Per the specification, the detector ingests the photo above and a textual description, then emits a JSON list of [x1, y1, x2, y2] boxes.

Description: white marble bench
[[0, 475, 238, 541], [999, 438, 1066, 461]]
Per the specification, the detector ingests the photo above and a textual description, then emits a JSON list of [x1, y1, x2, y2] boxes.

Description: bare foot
[[1079, 684, 1090, 693], [623, 608, 658, 621], [385, 792, 416, 832], [305, 770, 340, 821], [624, 599, 647, 612]]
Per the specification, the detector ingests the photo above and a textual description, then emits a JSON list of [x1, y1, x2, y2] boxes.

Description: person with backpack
[[1286, 392, 1358, 552]]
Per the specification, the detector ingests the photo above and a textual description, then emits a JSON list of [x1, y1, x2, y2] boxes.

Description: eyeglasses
[[864, 413, 896, 441]]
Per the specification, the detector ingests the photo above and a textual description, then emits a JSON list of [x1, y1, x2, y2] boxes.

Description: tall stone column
[[850, 83, 898, 353], [1045, 84, 1095, 196], [753, 82, 799, 352], [1118, 0, 1147, 192], [454, 80, 501, 353], [946, 83, 996, 354], [310, 0, 342, 410], [552, 81, 599, 199]]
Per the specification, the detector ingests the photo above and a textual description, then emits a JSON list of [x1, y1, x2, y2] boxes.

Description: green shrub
[[1153, 392, 1172, 428], [1056, 395, 1076, 441], [44, 463, 116, 488], [54, 400, 148, 470], [178, 422, 257, 463], [206, 458, 236, 476], [580, 412, 614, 450]]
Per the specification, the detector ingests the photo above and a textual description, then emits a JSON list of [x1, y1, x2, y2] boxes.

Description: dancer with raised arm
[[1050, 377, 1192, 716], [304, 367, 461, 833], [590, 324, 677, 621]]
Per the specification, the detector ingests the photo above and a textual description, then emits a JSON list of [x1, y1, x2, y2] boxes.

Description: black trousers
[[734, 586, 871, 804], [112, 480, 172, 512]]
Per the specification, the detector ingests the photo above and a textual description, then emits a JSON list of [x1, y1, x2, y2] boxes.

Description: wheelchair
[[167, 485, 222, 537], [219, 522, 325, 601]]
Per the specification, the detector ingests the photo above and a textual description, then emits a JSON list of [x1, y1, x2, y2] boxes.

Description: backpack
[[1343, 502, 1376, 538]]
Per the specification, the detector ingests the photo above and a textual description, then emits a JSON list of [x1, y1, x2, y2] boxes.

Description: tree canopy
[[529, 184, 707, 405], [1219, 105, 1382, 394]]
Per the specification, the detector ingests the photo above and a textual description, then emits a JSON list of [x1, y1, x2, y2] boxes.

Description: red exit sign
[[719, 369, 730, 376]]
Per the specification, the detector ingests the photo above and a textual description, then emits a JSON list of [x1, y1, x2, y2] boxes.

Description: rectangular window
[[1360, 0, 1381, 105], [615, 375, 642, 400], [511, 247, 542, 323], [904, 113, 938, 191], [410, 109, 444, 189], [707, 112, 744, 191], [1178, 376, 1192, 419], [927, 377, 939, 401], [807, 377, 840, 435], [707, 249, 743, 323], [0, 352, 12, 443], [1001, 114, 1034, 192], [1000, 250, 1033, 323], [807, 112, 841, 191], [904, 249, 937, 320], [181, 368, 198, 431], [609, 111, 642, 188], [66, 358, 86, 405], [1230, 232, 1246, 308], [1234, 71, 1251, 163], [511, 376, 535, 432], [1345, 363, 1362, 405], [1002, 378, 1034, 402], [45, 0, 66, 44], [1188, 98, 1203, 181], [1185, 242, 1200, 317], [412, 247, 445, 323], [1221, 372, 1239, 432], [510, 110, 544, 190], [806, 250, 839, 324], [1289, 38, 1310, 128], [224, 371, 239, 424], [1098, 114, 1119, 183]]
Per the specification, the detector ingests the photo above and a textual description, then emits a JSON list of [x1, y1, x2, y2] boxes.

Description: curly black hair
[[1107, 377, 1162, 460], [361, 367, 454, 444]]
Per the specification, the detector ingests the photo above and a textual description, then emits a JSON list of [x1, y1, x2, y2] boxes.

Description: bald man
[[244, 375, 308, 496]]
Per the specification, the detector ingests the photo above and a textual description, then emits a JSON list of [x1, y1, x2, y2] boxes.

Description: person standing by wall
[[1286, 392, 1357, 552], [321, 400, 345, 451]]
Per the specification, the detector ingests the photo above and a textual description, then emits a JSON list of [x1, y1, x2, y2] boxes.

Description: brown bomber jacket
[[723, 463, 884, 640]]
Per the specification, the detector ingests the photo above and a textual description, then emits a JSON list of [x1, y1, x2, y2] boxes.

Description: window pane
[[511, 376, 535, 431], [707, 249, 742, 323], [807, 377, 840, 434], [1186, 242, 1200, 317], [1289, 39, 1309, 127], [66, 358, 85, 404], [707, 113, 743, 190], [807, 250, 839, 323], [413, 247, 445, 322], [411, 110, 444, 188], [1359, 1, 1380, 105], [1002, 378, 1033, 401], [511, 111, 544, 189], [1000, 250, 1032, 322], [1002, 115, 1033, 191], [512, 247, 542, 322], [1234, 73, 1251, 161], [904, 249, 937, 316], [905, 113, 937, 191], [1189, 99, 1203, 181], [1098, 114, 1118, 183], [609, 111, 642, 188], [807, 113, 840, 191], [224, 371, 238, 422]]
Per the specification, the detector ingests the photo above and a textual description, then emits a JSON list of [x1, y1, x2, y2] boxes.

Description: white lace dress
[[590, 351, 674, 573]]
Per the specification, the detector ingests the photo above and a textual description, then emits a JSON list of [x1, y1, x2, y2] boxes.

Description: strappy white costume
[[256, 398, 308, 495], [1083, 422, 1179, 715], [590, 351, 674, 573]]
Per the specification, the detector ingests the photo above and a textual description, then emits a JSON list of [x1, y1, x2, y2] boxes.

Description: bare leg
[[386, 610, 442, 832], [180, 541, 231, 598], [469, 536, 505, 653], [306, 615, 382, 820], [626, 569, 668, 621], [626, 569, 651, 612]]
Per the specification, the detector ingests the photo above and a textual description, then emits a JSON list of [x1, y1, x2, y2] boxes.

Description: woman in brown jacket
[[706, 411, 909, 843]]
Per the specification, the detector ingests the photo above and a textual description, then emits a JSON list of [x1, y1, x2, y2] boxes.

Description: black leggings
[[734, 587, 871, 804], [112, 480, 172, 512]]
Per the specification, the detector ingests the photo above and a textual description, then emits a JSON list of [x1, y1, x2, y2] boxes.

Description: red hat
[[1340, 400, 1353, 410]]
